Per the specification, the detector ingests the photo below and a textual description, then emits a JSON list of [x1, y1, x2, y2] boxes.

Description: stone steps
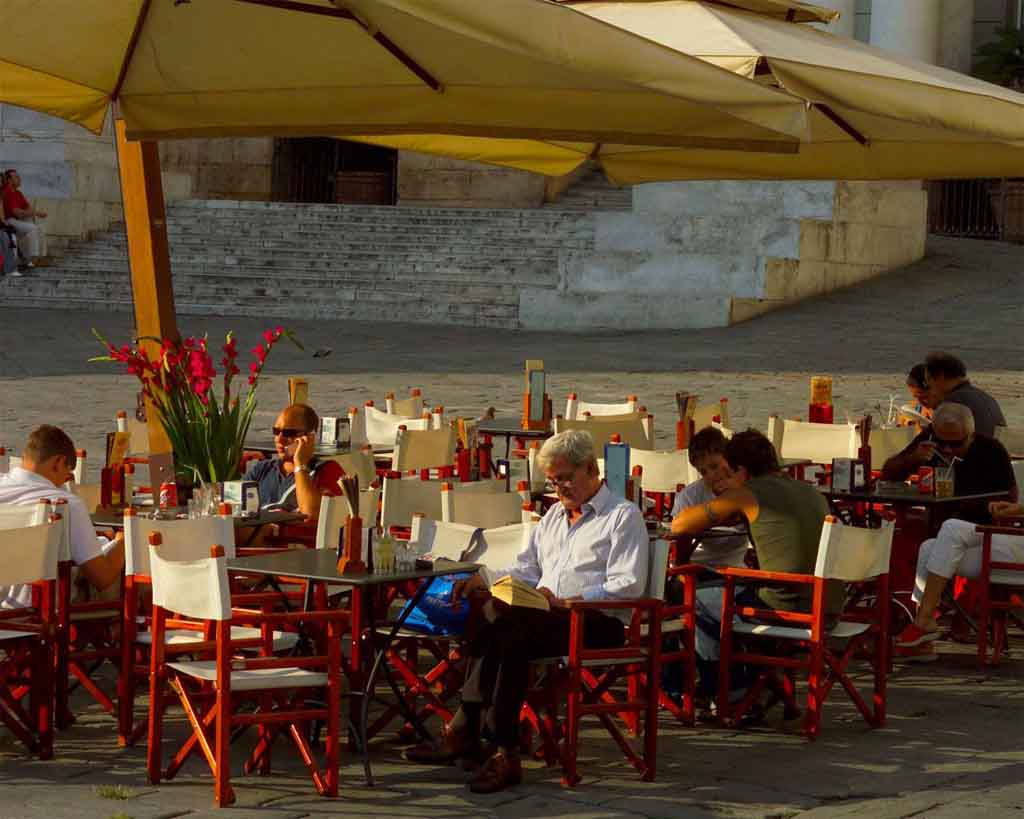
[[0, 198, 602, 326]]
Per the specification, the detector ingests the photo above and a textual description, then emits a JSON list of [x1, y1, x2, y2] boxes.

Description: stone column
[[869, 0, 941, 63], [813, 0, 857, 39]]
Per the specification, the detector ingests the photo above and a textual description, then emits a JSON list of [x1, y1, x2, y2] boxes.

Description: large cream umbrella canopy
[[352, 0, 1024, 182], [0, 0, 807, 150]]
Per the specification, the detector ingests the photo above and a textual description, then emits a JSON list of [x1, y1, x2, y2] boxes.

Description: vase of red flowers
[[92, 326, 301, 485]]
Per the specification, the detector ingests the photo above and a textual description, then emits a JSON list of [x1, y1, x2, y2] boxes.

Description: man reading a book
[[405, 429, 649, 793]]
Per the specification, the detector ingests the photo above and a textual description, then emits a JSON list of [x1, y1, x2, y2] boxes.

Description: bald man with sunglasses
[[881, 403, 1017, 525]]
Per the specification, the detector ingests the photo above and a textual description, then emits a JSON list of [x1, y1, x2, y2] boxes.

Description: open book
[[490, 576, 550, 612]]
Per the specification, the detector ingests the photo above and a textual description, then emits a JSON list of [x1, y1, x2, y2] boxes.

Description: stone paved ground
[[0, 234, 1023, 817]]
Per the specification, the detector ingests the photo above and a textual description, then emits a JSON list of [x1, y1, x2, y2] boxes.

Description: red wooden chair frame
[[976, 517, 1024, 666], [146, 547, 346, 807], [715, 564, 889, 739], [525, 598, 663, 787], [0, 579, 57, 759]]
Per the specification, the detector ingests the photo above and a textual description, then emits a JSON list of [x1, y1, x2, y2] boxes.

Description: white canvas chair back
[[647, 539, 671, 599], [127, 419, 150, 456], [813, 517, 894, 582], [323, 448, 377, 487], [711, 422, 734, 439], [0, 519, 62, 587], [630, 449, 698, 493], [124, 514, 236, 577], [554, 416, 653, 450], [526, 444, 547, 494], [693, 399, 730, 431], [471, 520, 539, 584], [149, 545, 231, 621], [385, 394, 426, 418], [315, 493, 378, 550], [408, 516, 482, 561], [71, 482, 102, 514], [0, 500, 51, 530], [995, 426, 1024, 456], [1012, 461, 1024, 496], [768, 416, 859, 464], [391, 427, 457, 473], [565, 393, 638, 420], [380, 477, 444, 530], [870, 427, 917, 468], [7, 455, 23, 472], [351, 404, 431, 448], [441, 482, 525, 529]]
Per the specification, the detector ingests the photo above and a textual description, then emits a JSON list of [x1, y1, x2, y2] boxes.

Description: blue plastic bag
[[400, 573, 474, 636]]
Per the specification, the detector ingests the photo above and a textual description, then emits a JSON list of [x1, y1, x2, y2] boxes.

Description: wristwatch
[[294, 464, 310, 475]]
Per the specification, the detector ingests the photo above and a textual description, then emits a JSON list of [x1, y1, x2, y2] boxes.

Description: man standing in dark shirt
[[881, 403, 1017, 523], [924, 351, 1006, 437]]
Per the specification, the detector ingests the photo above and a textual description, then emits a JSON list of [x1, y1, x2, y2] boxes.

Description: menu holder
[[521, 359, 552, 432], [336, 476, 366, 575], [288, 377, 309, 406], [604, 438, 631, 500], [674, 392, 699, 449]]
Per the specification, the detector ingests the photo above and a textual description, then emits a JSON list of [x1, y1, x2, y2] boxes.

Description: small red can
[[918, 467, 935, 495], [159, 481, 178, 510]]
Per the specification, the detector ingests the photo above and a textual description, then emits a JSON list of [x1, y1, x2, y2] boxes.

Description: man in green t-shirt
[[671, 429, 830, 710]]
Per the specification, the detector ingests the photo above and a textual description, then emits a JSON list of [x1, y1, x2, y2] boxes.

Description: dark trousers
[[462, 604, 625, 748]]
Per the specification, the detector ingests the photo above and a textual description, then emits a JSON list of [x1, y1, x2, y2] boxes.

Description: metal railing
[[927, 178, 1024, 242]]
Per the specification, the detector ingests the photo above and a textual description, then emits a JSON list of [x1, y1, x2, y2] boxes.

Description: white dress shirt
[[0, 467, 108, 608], [670, 480, 750, 568], [510, 483, 649, 606]]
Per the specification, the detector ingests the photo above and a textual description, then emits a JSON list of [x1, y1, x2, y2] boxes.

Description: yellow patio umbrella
[[562, 0, 839, 24], [350, 0, 1024, 183], [0, 0, 808, 151]]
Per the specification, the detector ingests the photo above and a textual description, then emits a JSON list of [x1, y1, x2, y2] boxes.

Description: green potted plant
[[974, 27, 1024, 89]]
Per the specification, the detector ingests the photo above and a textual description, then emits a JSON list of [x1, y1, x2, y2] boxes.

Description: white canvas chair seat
[[733, 620, 871, 642], [767, 416, 859, 464], [0, 629, 34, 642], [532, 647, 652, 668], [165, 660, 329, 691], [630, 449, 698, 493], [554, 416, 653, 450], [392, 427, 457, 473], [989, 569, 1024, 586], [136, 626, 299, 651]]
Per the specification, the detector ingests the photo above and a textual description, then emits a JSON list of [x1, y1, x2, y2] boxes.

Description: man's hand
[[910, 440, 937, 465], [537, 587, 580, 608], [293, 433, 316, 468], [990, 501, 1024, 520], [452, 574, 488, 602]]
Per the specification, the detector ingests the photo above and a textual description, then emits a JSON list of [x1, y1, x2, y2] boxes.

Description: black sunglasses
[[272, 426, 306, 439], [932, 433, 968, 450]]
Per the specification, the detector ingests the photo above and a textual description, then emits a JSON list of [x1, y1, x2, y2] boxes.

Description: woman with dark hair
[[902, 363, 933, 426]]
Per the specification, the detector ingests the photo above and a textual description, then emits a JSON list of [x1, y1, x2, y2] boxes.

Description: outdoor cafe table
[[477, 417, 552, 460], [818, 485, 1012, 595], [226, 549, 479, 786], [90, 507, 305, 531]]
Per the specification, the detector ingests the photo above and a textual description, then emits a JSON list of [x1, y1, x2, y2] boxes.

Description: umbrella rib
[[230, 0, 442, 92], [112, 0, 154, 102], [813, 103, 870, 146]]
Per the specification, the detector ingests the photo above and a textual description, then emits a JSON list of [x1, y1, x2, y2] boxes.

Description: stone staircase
[[1, 200, 597, 327], [544, 167, 633, 212]]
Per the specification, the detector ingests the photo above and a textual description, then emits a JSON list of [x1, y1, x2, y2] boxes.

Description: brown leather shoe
[[468, 750, 522, 794], [403, 724, 479, 765]]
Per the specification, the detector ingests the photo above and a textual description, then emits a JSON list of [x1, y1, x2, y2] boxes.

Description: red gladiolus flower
[[262, 329, 275, 345], [248, 374, 257, 386], [249, 361, 260, 374], [250, 345, 267, 364]]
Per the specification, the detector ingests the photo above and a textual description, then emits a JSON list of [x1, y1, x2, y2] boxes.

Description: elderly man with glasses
[[404, 429, 648, 794], [243, 403, 342, 520], [880, 402, 1017, 525]]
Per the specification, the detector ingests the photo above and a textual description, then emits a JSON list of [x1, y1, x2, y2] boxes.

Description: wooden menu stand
[[336, 476, 366, 575], [520, 359, 552, 432]]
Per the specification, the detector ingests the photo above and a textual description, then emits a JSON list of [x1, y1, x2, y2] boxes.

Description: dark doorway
[[271, 138, 397, 205]]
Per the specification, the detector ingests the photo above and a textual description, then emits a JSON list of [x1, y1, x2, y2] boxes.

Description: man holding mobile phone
[[243, 403, 342, 521]]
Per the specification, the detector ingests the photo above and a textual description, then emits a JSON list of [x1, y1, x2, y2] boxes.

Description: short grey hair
[[932, 402, 975, 436], [537, 429, 597, 472]]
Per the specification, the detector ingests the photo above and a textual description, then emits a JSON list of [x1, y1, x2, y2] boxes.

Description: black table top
[[92, 508, 305, 530], [478, 418, 552, 438], [820, 485, 1010, 506], [227, 549, 478, 586]]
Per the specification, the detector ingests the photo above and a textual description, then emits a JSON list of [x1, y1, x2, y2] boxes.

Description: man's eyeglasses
[[932, 433, 968, 450], [272, 426, 306, 439]]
